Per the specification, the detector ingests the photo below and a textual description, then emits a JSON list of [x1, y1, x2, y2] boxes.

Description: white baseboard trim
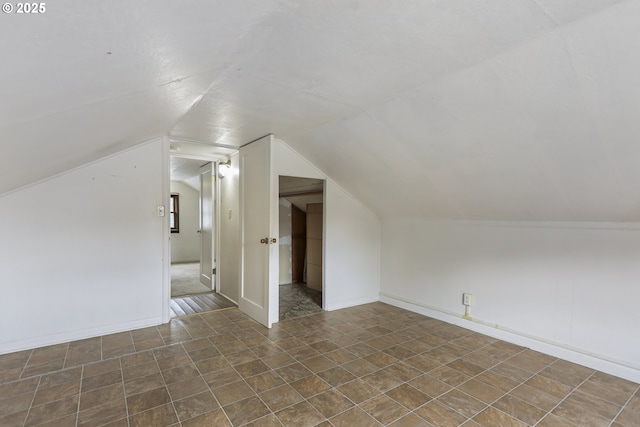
[[0, 317, 164, 355], [380, 293, 640, 384], [325, 294, 379, 312]]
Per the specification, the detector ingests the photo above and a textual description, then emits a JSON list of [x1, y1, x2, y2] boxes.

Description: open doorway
[[278, 176, 324, 320], [169, 156, 234, 317]]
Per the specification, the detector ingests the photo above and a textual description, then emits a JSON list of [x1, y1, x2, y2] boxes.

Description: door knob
[[260, 238, 268, 244], [270, 238, 277, 244]]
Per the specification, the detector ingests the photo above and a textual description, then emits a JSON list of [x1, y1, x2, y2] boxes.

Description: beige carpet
[[171, 262, 212, 297]]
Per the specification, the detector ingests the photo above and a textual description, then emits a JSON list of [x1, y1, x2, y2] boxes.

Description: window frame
[[170, 193, 179, 233]]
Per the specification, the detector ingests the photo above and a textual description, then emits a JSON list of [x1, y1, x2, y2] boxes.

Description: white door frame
[[162, 138, 171, 323], [163, 139, 229, 322]]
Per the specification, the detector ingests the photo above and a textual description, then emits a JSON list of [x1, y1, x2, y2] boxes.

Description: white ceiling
[[2, 1, 640, 221], [169, 157, 210, 183]]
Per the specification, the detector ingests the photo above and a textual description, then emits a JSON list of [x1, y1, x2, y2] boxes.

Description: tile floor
[[0, 303, 639, 426]]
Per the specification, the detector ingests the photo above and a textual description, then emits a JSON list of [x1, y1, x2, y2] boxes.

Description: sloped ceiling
[[2, 1, 639, 221]]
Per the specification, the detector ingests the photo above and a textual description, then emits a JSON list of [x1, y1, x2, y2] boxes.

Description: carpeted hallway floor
[[171, 262, 211, 297]]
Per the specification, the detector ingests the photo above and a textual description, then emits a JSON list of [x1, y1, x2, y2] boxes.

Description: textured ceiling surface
[[2, 0, 639, 221]]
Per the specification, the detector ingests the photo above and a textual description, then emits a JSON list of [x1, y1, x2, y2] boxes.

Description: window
[[170, 194, 179, 233]]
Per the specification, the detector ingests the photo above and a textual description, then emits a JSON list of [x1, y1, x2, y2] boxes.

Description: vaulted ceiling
[[2, 0, 639, 221]]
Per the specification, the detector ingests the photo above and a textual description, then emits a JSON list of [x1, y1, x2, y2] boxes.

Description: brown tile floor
[[1, 303, 639, 426]]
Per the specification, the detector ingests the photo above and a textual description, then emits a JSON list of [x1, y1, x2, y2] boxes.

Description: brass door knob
[[270, 238, 277, 244], [260, 238, 268, 244]]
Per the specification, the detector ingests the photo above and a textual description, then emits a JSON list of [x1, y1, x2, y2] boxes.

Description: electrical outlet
[[463, 293, 473, 306]]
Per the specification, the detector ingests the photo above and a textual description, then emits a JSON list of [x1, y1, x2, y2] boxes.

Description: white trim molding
[[380, 292, 640, 384]]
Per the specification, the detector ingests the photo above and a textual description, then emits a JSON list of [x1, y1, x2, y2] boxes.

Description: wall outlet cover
[[463, 293, 473, 306]]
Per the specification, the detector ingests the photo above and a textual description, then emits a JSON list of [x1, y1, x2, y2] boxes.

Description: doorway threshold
[[171, 293, 236, 318]]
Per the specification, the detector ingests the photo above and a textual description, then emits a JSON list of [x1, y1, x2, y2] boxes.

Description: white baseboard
[[325, 294, 379, 312], [380, 293, 640, 384], [0, 317, 164, 355]]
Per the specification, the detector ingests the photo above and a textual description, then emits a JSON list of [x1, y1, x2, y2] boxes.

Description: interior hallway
[[171, 263, 210, 298], [0, 303, 638, 426], [170, 262, 236, 318]]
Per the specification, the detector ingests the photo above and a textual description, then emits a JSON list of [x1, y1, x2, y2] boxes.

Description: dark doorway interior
[[278, 176, 324, 320], [291, 204, 306, 283]]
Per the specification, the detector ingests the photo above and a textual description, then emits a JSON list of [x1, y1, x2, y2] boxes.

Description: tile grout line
[[61, 343, 70, 372], [17, 350, 35, 382], [232, 334, 290, 425], [482, 347, 558, 426], [415, 327, 550, 424], [155, 345, 182, 426], [406, 333, 531, 425], [119, 357, 131, 427], [372, 324, 465, 424], [234, 327, 346, 424], [75, 365, 84, 427], [242, 314, 432, 424], [99, 336, 104, 366], [532, 370, 596, 427], [185, 328, 237, 425], [317, 326, 473, 424], [608, 383, 640, 427], [20, 374, 42, 427], [330, 321, 423, 423]]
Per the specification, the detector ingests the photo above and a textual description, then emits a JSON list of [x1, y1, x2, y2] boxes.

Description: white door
[[200, 163, 213, 288], [239, 138, 277, 327]]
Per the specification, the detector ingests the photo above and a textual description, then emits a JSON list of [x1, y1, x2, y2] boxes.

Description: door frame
[[164, 139, 230, 321], [162, 138, 171, 323], [264, 138, 329, 325], [277, 178, 326, 314]]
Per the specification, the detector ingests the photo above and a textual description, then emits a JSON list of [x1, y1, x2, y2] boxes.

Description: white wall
[[272, 139, 380, 314], [219, 153, 241, 303], [279, 198, 293, 285], [380, 219, 640, 382], [170, 180, 200, 263], [0, 139, 167, 354], [323, 184, 380, 310]]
